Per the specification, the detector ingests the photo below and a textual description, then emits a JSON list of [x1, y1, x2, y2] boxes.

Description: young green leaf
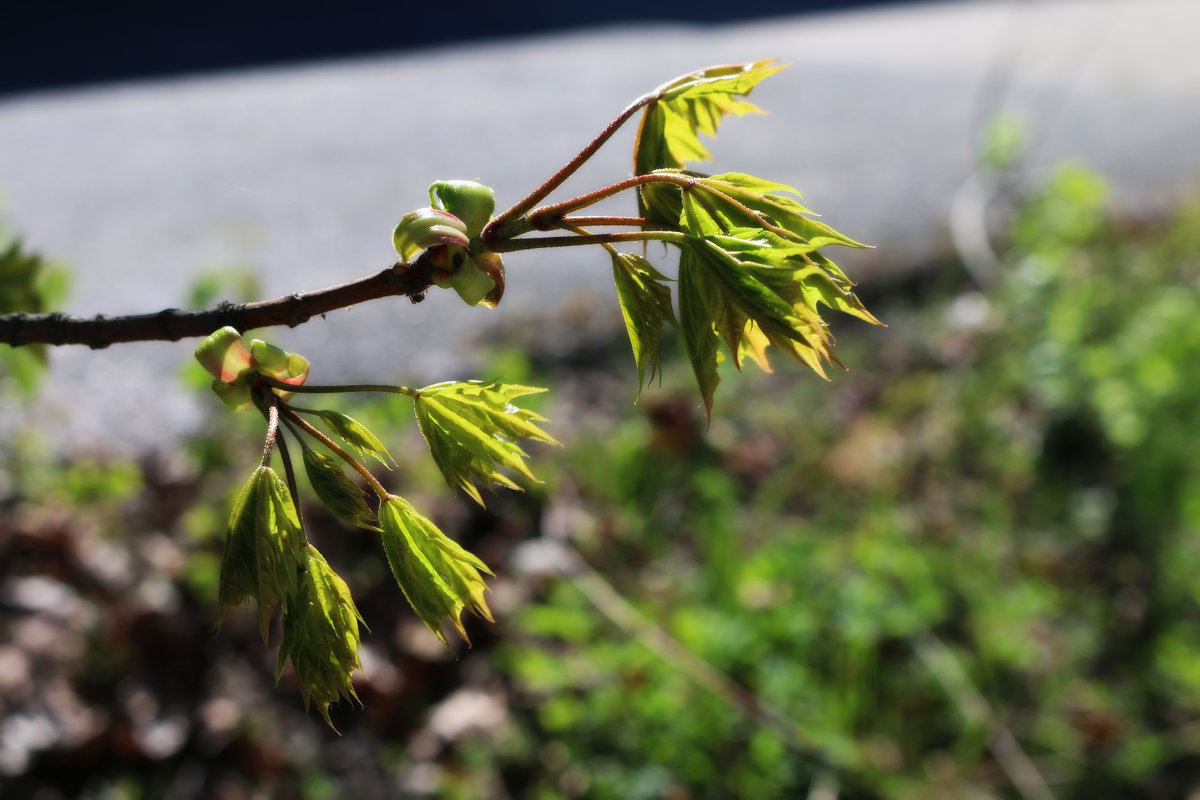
[[217, 466, 304, 641], [302, 447, 379, 530], [634, 60, 787, 178], [692, 172, 870, 251], [677, 250, 723, 415], [414, 381, 557, 505], [378, 496, 494, 645], [216, 468, 267, 625], [317, 410, 395, 469], [678, 232, 859, 413], [611, 252, 676, 394], [276, 545, 365, 730]]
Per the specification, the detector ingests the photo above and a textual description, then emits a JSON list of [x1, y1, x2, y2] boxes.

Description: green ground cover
[[2, 163, 1200, 798]]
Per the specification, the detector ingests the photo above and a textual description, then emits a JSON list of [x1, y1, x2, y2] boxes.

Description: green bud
[[428, 180, 495, 239], [447, 257, 497, 307], [249, 338, 289, 374], [427, 243, 472, 289], [392, 208, 469, 262], [195, 326, 253, 384], [249, 338, 310, 400], [211, 377, 254, 412]]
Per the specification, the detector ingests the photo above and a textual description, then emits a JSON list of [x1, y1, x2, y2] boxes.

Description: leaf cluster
[[193, 60, 879, 724], [197, 330, 555, 725]]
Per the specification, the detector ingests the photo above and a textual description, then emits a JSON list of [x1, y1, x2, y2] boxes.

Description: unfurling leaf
[[392, 207, 469, 262], [428, 180, 496, 239], [636, 165, 883, 409], [276, 546, 365, 730], [634, 60, 786, 178], [378, 496, 494, 645], [414, 380, 558, 505], [217, 467, 304, 641], [317, 410, 395, 469], [195, 326, 254, 385], [195, 328, 311, 411], [611, 252, 676, 395], [302, 447, 379, 530], [248, 338, 311, 400]]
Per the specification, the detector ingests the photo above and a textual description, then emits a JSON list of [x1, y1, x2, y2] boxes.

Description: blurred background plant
[[3, 144, 1200, 797]]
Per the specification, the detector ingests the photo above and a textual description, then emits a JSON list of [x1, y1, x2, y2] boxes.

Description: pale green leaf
[[414, 381, 557, 504], [678, 248, 722, 416], [634, 60, 787, 177], [217, 466, 304, 642], [697, 173, 869, 250], [611, 252, 676, 394], [318, 410, 395, 469], [276, 545, 365, 729], [379, 496, 493, 645], [302, 447, 379, 531], [217, 468, 267, 623]]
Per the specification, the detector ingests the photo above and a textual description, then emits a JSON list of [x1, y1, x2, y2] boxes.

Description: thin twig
[[0, 254, 438, 349], [262, 377, 416, 397], [485, 90, 661, 241]]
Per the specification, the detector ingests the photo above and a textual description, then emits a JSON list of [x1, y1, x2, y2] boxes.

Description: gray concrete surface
[[1, 0, 1198, 453]]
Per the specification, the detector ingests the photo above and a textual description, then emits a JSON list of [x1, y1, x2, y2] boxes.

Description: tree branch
[[0, 254, 438, 349]]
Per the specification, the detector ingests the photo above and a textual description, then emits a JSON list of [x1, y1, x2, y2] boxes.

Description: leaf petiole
[[280, 405, 391, 503], [485, 89, 665, 241], [258, 376, 417, 397], [492, 230, 688, 254]]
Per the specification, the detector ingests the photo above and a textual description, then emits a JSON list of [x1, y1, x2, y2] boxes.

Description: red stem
[[484, 90, 664, 243]]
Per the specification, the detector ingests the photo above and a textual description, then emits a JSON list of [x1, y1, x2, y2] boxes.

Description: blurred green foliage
[[493, 166, 1200, 799], [4, 164, 1200, 799], [0, 223, 68, 396]]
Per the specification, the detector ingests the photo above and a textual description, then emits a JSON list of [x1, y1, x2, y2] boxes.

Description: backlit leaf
[[302, 447, 379, 531], [379, 496, 494, 645], [276, 545, 365, 729], [678, 248, 722, 416], [414, 380, 557, 505], [611, 252, 676, 395], [634, 60, 787, 177], [217, 466, 304, 641], [318, 410, 395, 469]]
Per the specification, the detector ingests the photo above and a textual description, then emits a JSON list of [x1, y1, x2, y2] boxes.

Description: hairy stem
[[260, 402, 281, 468], [560, 216, 657, 228]]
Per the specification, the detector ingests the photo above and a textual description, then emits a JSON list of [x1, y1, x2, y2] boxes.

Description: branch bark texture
[[0, 257, 435, 349]]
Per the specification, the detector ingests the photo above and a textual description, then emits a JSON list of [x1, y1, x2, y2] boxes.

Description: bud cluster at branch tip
[[392, 180, 505, 307], [194, 326, 310, 411]]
